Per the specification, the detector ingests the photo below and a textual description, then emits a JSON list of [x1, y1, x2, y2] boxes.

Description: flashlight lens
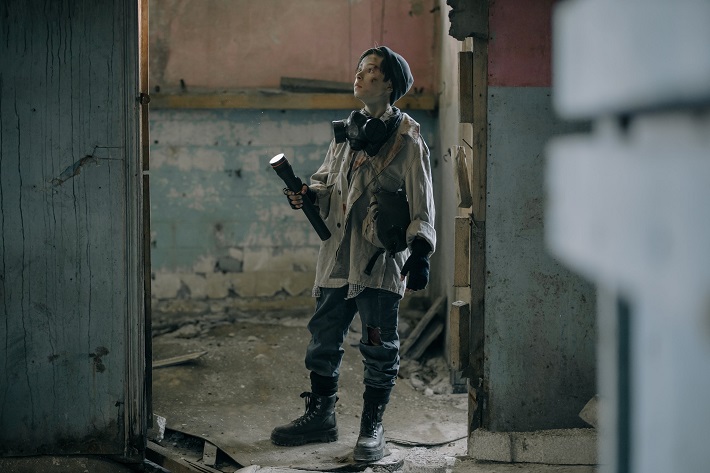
[[270, 153, 286, 166]]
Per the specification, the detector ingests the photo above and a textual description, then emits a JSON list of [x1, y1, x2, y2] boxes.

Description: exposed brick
[[254, 272, 282, 297], [205, 273, 231, 299], [152, 272, 182, 300], [281, 272, 316, 296], [180, 274, 207, 299], [227, 273, 256, 298]]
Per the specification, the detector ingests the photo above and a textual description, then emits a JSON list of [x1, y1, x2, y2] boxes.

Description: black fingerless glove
[[400, 238, 432, 291], [284, 186, 317, 210]]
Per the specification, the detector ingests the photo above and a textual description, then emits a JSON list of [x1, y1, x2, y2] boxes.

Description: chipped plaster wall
[[149, 0, 437, 94], [149, 109, 438, 314]]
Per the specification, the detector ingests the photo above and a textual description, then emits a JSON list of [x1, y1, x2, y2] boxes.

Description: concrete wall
[[486, 87, 595, 431], [148, 0, 443, 314], [483, 0, 597, 431], [0, 0, 145, 456], [437, 0, 597, 434]]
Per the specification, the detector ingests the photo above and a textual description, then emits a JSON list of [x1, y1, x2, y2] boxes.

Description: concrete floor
[[147, 307, 598, 473], [0, 455, 597, 473], [150, 307, 469, 471], [0, 306, 598, 473], [452, 459, 597, 473]]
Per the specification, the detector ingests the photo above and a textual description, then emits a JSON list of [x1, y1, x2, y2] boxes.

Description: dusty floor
[[150, 305, 470, 472], [148, 306, 597, 473], [0, 305, 599, 473]]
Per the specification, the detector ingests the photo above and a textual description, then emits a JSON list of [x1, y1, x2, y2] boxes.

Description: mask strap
[[363, 108, 402, 157]]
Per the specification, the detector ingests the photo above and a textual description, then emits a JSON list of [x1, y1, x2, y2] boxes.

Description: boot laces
[[359, 404, 381, 437], [293, 392, 318, 426]]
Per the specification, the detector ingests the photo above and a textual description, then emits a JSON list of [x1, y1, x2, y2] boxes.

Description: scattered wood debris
[[147, 440, 223, 473], [202, 441, 218, 467], [400, 296, 446, 360], [153, 351, 208, 369]]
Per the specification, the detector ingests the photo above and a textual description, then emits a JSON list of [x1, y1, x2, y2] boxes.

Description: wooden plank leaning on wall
[[451, 0, 488, 433]]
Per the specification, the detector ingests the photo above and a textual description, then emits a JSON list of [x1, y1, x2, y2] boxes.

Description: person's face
[[354, 54, 392, 105]]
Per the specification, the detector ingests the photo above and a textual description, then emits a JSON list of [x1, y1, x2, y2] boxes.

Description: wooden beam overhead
[[150, 90, 438, 111]]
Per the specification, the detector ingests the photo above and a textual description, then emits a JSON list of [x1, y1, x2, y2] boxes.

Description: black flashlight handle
[[270, 154, 332, 241]]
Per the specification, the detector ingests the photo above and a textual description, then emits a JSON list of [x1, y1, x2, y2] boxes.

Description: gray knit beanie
[[359, 46, 414, 104]]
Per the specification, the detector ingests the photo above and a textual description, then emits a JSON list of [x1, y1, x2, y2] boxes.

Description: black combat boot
[[353, 400, 387, 462], [270, 392, 338, 446]]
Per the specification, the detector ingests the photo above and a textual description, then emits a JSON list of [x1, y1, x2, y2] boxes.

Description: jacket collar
[[367, 112, 420, 175]]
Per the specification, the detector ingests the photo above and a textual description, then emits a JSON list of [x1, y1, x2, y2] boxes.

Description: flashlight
[[270, 153, 332, 241]]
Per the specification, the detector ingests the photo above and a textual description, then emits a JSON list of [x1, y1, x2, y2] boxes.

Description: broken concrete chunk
[[174, 323, 202, 339], [579, 394, 599, 428]]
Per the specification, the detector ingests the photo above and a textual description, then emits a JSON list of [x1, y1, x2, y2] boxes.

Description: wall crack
[[50, 146, 123, 187]]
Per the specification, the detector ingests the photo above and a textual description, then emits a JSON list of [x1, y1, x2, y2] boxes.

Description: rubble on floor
[[149, 305, 468, 473]]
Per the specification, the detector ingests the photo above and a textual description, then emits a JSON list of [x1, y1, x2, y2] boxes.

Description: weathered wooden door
[[0, 0, 147, 458]]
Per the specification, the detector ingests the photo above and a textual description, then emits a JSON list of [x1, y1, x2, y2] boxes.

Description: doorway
[[144, 1, 467, 470]]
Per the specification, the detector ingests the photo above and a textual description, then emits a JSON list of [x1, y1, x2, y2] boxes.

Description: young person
[[271, 46, 436, 462]]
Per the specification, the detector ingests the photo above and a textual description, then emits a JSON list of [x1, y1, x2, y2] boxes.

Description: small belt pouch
[[363, 188, 410, 257]]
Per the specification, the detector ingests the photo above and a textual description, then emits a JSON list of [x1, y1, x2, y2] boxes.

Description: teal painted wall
[[149, 109, 438, 312], [485, 86, 595, 431]]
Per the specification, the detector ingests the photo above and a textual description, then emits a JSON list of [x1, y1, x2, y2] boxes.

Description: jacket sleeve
[[309, 139, 339, 217], [403, 136, 436, 255]]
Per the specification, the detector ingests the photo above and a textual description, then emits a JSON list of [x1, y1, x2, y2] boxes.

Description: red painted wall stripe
[[488, 0, 556, 87]]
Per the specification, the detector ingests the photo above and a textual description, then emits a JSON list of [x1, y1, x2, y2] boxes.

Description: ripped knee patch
[[366, 326, 382, 346]]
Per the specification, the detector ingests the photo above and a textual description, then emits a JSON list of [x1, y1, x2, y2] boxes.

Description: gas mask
[[332, 110, 389, 157]]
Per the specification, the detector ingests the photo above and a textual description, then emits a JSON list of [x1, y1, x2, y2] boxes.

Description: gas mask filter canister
[[332, 110, 387, 153]]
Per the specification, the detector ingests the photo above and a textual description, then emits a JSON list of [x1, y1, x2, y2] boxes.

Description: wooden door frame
[[123, 0, 150, 458], [453, 0, 489, 432]]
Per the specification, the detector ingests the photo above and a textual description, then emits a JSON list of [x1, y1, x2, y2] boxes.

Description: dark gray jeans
[[305, 286, 401, 390]]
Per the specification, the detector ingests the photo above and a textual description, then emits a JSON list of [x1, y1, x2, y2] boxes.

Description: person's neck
[[362, 101, 390, 119]]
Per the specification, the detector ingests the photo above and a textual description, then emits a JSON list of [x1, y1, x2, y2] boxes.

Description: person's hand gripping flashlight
[[269, 153, 332, 241]]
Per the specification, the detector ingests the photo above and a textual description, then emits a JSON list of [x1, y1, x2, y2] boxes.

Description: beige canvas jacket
[[309, 112, 436, 297]]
